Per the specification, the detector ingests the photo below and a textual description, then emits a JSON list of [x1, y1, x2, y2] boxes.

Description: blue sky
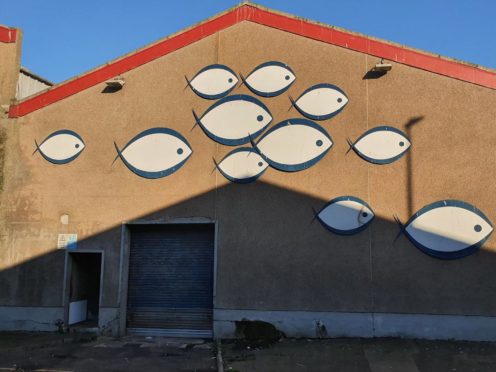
[[2, 0, 495, 83]]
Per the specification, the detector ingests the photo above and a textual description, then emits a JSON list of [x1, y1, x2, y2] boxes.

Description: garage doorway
[[125, 223, 215, 337]]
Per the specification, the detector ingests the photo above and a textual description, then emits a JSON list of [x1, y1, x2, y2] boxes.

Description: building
[[0, 3, 495, 340], [16, 67, 53, 101]]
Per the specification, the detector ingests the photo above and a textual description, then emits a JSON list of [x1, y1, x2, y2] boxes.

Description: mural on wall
[[30, 60, 492, 261], [347, 126, 411, 164], [193, 94, 273, 146], [114, 127, 192, 179], [241, 61, 296, 97], [316, 196, 375, 235], [186, 64, 238, 100], [34, 130, 85, 164], [290, 83, 348, 120], [394, 200, 493, 259], [214, 147, 268, 184], [252, 118, 333, 172]]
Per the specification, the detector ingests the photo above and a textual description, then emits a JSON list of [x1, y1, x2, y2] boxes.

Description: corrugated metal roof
[[20, 67, 53, 86]]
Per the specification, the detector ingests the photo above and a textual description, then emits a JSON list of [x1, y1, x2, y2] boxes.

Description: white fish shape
[[35, 130, 85, 164], [252, 118, 333, 172], [186, 64, 238, 100], [242, 61, 296, 97], [290, 83, 348, 120], [395, 200, 493, 259], [193, 94, 272, 146], [347, 126, 411, 164], [317, 196, 375, 235], [215, 147, 268, 184], [114, 127, 192, 179]]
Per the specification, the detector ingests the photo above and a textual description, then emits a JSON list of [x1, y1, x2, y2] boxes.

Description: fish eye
[[35, 129, 85, 164], [114, 127, 192, 179], [187, 64, 238, 100], [348, 126, 411, 165], [253, 118, 333, 172], [215, 147, 268, 184], [292, 83, 348, 121], [398, 199, 493, 259], [317, 196, 374, 235], [243, 61, 296, 97], [193, 94, 272, 146]]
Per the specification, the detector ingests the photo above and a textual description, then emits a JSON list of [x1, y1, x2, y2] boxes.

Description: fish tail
[[248, 133, 257, 150], [238, 72, 246, 87], [288, 95, 296, 111], [184, 75, 193, 90], [393, 215, 406, 241], [191, 109, 201, 131], [211, 157, 220, 174], [346, 137, 355, 154], [310, 206, 320, 224], [112, 142, 122, 165], [32, 139, 41, 155]]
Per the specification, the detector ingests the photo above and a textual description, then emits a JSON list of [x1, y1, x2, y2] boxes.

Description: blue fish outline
[[34, 129, 85, 165], [316, 196, 375, 235], [114, 127, 193, 179], [252, 118, 333, 172], [241, 61, 296, 97], [394, 199, 493, 260], [347, 126, 411, 165], [185, 64, 238, 100], [192, 94, 273, 146], [214, 147, 268, 184], [289, 83, 348, 121]]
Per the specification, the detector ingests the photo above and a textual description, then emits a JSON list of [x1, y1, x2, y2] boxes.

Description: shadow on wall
[[0, 176, 495, 335], [404, 115, 425, 216]]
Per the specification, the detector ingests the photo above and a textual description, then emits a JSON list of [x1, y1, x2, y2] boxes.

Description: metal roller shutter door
[[127, 224, 215, 337]]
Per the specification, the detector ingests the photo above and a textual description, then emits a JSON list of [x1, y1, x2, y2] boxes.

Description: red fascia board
[[9, 5, 496, 118], [247, 7, 496, 89], [8, 7, 247, 118], [0, 26, 17, 43]]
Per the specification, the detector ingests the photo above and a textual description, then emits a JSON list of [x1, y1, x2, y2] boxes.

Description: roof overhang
[[20, 67, 54, 86], [8, 2, 496, 118]]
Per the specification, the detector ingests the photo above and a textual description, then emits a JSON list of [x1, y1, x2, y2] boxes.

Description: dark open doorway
[[66, 252, 103, 328]]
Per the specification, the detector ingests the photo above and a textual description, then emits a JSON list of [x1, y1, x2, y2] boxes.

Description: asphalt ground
[[222, 337, 496, 372], [1, 332, 496, 372]]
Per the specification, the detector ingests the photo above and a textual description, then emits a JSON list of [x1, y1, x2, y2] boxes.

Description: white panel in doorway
[[69, 300, 87, 325]]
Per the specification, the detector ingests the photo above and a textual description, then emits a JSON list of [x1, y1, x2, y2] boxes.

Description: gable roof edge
[[8, 3, 496, 118]]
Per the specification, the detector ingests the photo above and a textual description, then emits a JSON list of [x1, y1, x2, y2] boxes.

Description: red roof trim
[[247, 7, 496, 90], [9, 4, 496, 118], [0, 25, 17, 43]]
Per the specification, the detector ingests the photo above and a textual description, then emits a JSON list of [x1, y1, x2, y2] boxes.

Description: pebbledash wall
[[1, 3, 496, 340]]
